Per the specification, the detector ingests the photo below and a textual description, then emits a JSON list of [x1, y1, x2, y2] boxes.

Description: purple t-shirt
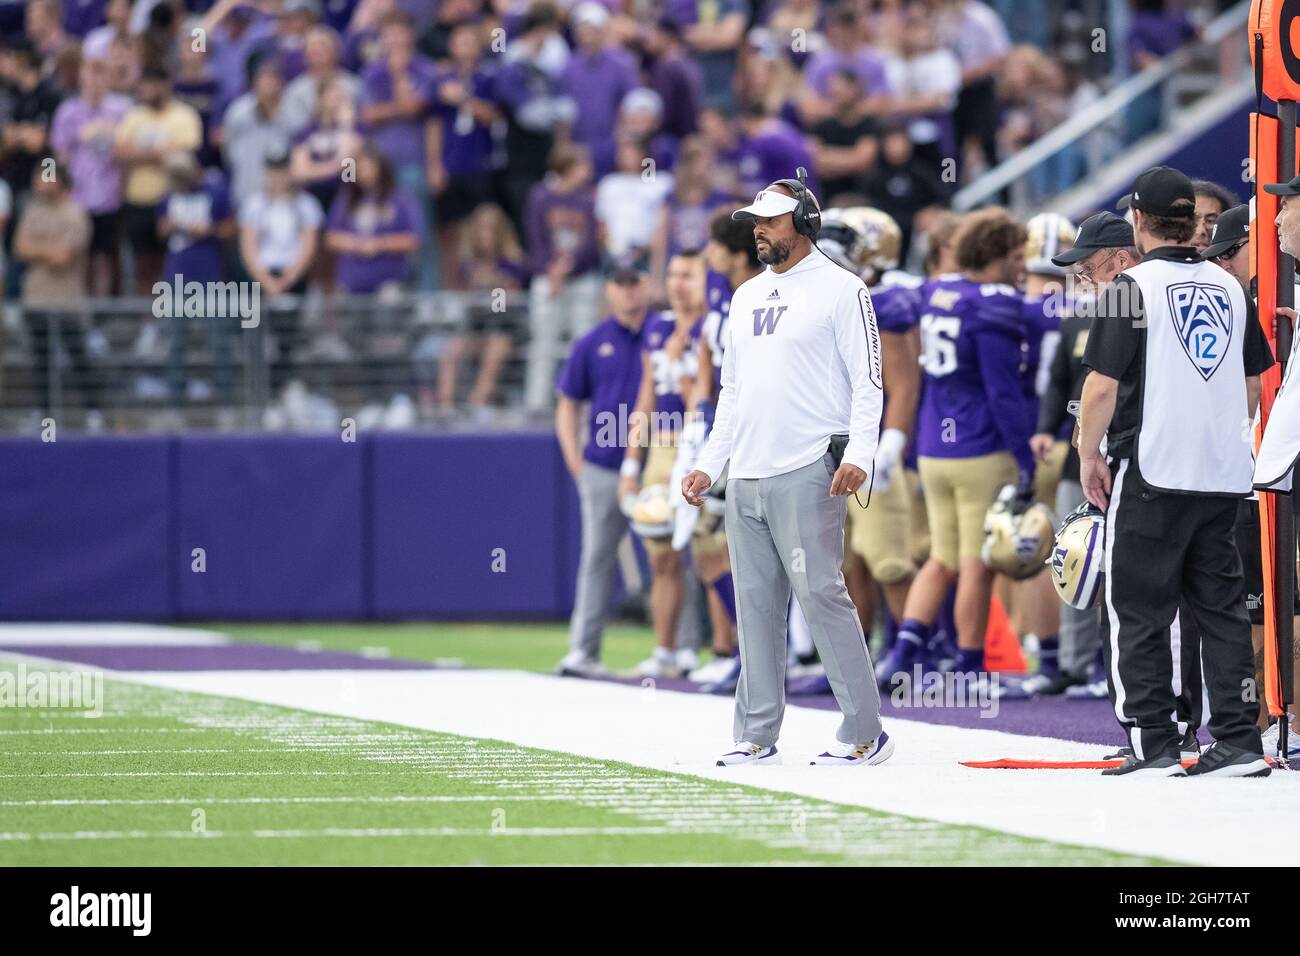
[[433, 67, 495, 175], [359, 55, 440, 169], [556, 316, 646, 470], [804, 48, 891, 98], [63, 0, 106, 37], [293, 123, 353, 185], [328, 188, 420, 293], [49, 93, 132, 215], [562, 47, 638, 177], [524, 182, 600, 279], [209, 14, 277, 118], [736, 121, 816, 197], [916, 274, 1032, 471], [1128, 10, 1196, 71], [160, 176, 232, 285], [666, 190, 732, 256]]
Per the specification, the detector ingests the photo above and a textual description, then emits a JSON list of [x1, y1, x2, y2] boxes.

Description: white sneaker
[[810, 731, 894, 766], [687, 656, 735, 683], [1261, 721, 1300, 758], [716, 741, 779, 766], [634, 654, 681, 679], [786, 660, 825, 681], [556, 653, 607, 679], [675, 647, 699, 674]]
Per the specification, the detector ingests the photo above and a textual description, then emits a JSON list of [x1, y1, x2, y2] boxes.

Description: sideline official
[[1078, 167, 1273, 777], [681, 173, 890, 767]]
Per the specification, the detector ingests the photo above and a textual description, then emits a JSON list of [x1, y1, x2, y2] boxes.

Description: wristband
[[620, 458, 641, 479]]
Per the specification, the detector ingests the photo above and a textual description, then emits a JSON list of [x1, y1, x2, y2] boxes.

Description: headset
[[770, 166, 821, 239]]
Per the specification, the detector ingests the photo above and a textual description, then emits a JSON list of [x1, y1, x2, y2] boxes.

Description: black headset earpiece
[[794, 166, 820, 239]]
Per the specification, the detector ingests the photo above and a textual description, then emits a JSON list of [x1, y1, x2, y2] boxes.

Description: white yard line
[[0, 624, 229, 646], [98, 667, 1300, 866]]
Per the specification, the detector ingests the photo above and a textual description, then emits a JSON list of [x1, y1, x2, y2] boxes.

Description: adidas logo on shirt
[[767, 289, 780, 300]]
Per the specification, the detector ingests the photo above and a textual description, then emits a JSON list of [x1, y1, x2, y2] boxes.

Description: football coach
[[680, 170, 892, 768], [1078, 166, 1273, 778]]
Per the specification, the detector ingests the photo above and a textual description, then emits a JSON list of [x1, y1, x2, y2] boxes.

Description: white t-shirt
[[238, 191, 324, 272], [696, 251, 885, 482], [594, 172, 674, 255]]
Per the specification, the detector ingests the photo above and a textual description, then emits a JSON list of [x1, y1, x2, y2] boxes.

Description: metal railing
[[952, 0, 1252, 213], [0, 289, 553, 435]]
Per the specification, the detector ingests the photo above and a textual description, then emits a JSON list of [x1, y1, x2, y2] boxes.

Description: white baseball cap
[[732, 188, 800, 221]]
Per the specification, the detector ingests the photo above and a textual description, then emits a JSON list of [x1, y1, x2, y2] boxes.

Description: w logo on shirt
[[752, 305, 787, 336], [1167, 282, 1232, 381]]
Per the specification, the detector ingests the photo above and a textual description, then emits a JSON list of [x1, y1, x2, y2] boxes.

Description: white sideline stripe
[[1, 796, 570, 807], [106, 668, 1300, 867], [0, 624, 229, 646], [0, 826, 724, 841]]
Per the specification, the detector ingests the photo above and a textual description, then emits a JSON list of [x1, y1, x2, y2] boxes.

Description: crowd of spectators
[[0, 0, 1206, 422]]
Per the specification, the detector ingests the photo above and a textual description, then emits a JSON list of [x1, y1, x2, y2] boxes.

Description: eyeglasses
[[1074, 249, 1119, 284], [1211, 240, 1247, 263]]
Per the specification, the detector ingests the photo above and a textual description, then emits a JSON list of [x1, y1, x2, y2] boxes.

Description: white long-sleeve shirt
[[695, 250, 885, 483]]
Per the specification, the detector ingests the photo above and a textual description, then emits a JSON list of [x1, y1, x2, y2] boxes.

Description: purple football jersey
[[915, 275, 1033, 472]]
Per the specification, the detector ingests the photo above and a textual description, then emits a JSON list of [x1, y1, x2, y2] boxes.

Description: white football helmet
[[1049, 502, 1106, 609], [982, 485, 1056, 580]]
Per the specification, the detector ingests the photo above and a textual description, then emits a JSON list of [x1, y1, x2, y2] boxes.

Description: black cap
[[606, 252, 648, 284], [1050, 212, 1134, 267], [1118, 166, 1196, 219], [1201, 203, 1250, 260], [1264, 173, 1300, 197]]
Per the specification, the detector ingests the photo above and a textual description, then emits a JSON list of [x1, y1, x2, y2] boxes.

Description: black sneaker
[[1185, 742, 1271, 778], [1105, 730, 1199, 762], [1036, 671, 1087, 696], [1100, 752, 1187, 777]]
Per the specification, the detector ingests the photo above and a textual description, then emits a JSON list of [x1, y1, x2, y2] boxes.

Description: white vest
[[1128, 258, 1253, 495]]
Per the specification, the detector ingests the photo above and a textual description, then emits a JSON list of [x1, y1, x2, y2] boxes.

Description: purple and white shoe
[[716, 741, 779, 766], [810, 732, 894, 766]]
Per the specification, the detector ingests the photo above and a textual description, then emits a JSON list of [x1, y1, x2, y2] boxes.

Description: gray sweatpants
[[726, 452, 884, 747], [568, 462, 709, 660], [1056, 477, 1103, 677], [568, 464, 627, 660]]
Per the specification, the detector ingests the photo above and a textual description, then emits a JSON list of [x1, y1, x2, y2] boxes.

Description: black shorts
[[89, 210, 121, 256], [465, 302, 520, 337], [122, 202, 163, 256], [437, 173, 490, 224], [1235, 498, 1300, 624]]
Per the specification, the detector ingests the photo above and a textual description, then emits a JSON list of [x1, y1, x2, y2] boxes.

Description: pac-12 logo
[[1167, 282, 1232, 381]]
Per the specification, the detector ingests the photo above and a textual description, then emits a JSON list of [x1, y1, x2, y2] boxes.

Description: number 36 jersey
[[915, 273, 1034, 472]]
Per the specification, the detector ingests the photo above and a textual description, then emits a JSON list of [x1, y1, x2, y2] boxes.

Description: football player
[[881, 208, 1034, 685], [622, 250, 708, 678], [995, 212, 1075, 696], [816, 207, 922, 634]]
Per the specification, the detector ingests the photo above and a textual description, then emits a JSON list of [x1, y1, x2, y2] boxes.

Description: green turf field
[[0, 660, 1169, 866], [211, 621, 663, 673]]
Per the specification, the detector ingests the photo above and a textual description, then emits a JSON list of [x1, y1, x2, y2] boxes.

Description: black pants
[[26, 309, 98, 414], [1099, 598, 1203, 734], [1104, 459, 1260, 757]]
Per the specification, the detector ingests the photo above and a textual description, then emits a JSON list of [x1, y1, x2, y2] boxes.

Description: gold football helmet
[[981, 485, 1056, 580], [818, 207, 903, 279], [1048, 502, 1106, 609], [629, 484, 675, 540], [1025, 212, 1076, 277]]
